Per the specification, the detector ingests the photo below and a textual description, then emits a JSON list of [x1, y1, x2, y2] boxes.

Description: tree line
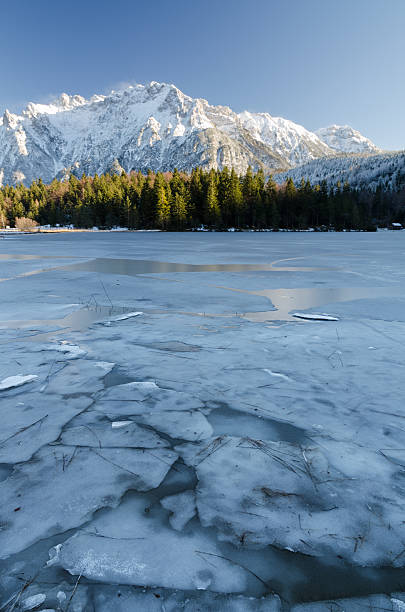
[[0, 167, 404, 231]]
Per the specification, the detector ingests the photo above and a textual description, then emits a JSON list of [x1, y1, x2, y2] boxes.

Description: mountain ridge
[[0, 81, 381, 186]]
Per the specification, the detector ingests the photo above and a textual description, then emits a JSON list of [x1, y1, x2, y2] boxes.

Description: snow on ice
[[0, 374, 38, 390]]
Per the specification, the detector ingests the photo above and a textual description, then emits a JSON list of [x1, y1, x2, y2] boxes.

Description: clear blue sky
[[2, 0, 404, 150]]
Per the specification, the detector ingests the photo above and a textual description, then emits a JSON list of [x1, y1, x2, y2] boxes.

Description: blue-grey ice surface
[[1, 231, 405, 611]]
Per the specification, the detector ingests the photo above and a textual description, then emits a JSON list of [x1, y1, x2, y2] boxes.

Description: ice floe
[[48, 494, 249, 592], [111, 311, 143, 321], [43, 360, 114, 395], [0, 374, 38, 391], [21, 593, 46, 610], [0, 393, 92, 463], [161, 489, 197, 530], [0, 446, 177, 558], [43, 342, 87, 358], [135, 410, 213, 441], [97, 381, 204, 416], [92, 588, 281, 611], [60, 421, 169, 448], [178, 435, 405, 566], [291, 593, 405, 611], [292, 312, 339, 321]]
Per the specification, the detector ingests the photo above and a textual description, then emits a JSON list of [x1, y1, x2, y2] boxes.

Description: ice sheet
[[49, 494, 249, 592], [1, 232, 405, 608]]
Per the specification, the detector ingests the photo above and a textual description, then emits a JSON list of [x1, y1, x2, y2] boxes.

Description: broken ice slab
[[160, 490, 197, 531], [21, 593, 46, 611], [60, 421, 169, 448], [291, 593, 405, 611], [110, 311, 143, 321], [43, 360, 114, 395], [3, 579, 91, 612], [97, 381, 204, 416], [135, 410, 213, 441], [111, 420, 133, 428], [42, 342, 87, 359], [0, 374, 38, 391], [0, 445, 177, 559], [292, 312, 339, 321], [92, 586, 282, 611], [178, 435, 405, 566], [49, 494, 248, 593], [0, 393, 92, 463]]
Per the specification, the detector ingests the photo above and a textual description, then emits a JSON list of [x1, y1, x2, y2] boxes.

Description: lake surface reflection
[[59, 257, 334, 275], [243, 286, 405, 322]]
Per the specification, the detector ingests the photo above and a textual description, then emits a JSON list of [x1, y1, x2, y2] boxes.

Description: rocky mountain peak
[[0, 80, 381, 186]]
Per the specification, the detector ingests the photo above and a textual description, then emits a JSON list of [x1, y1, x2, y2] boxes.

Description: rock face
[[0, 81, 376, 186]]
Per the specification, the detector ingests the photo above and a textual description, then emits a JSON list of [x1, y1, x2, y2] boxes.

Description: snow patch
[[112, 311, 143, 322], [0, 374, 38, 391]]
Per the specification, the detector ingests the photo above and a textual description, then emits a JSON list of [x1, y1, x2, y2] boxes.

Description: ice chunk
[[92, 587, 281, 611], [136, 410, 213, 441], [393, 600, 405, 612], [60, 421, 169, 448], [291, 594, 398, 610], [13, 581, 90, 612], [94, 447, 178, 488], [49, 495, 248, 593], [0, 394, 92, 463], [161, 490, 196, 530], [0, 374, 38, 391], [0, 446, 177, 559], [43, 360, 114, 395], [111, 420, 133, 428], [263, 369, 291, 381], [292, 312, 339, 321], [43, 343, 87, 358], [97, 381, 204, 416], [21, 593, 46, 610], [112, 311, 143, 321], [178, 436, 405, 566]]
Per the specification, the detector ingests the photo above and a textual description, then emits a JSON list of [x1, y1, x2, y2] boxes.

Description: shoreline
[[0, 227, 394, 235]]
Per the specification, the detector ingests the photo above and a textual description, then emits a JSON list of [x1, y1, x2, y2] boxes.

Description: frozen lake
[[1, 231, 405, 611]]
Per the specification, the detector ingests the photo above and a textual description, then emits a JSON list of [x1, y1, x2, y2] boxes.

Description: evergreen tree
[[154, 173, 171, 229], [242, 166, 255, 226], [206, 170, 221, 226], [0, 166, 397, 232], [229, 169, 243, 227], [171, 192, 188, 230]]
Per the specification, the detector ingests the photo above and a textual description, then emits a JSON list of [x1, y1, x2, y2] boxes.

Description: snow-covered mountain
[[0, 81, 380, 185], [316, 125, 381, 154], [275, 151, 405, 191], [239, 111, 332, 166]]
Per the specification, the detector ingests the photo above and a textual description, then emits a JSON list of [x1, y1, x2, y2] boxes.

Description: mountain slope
[[238, 111, 333, 166], [0, 81, 381, 186], [275, 151, 405, 191], [0, 82, 332, 185], [316, 125, 381, 154]]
